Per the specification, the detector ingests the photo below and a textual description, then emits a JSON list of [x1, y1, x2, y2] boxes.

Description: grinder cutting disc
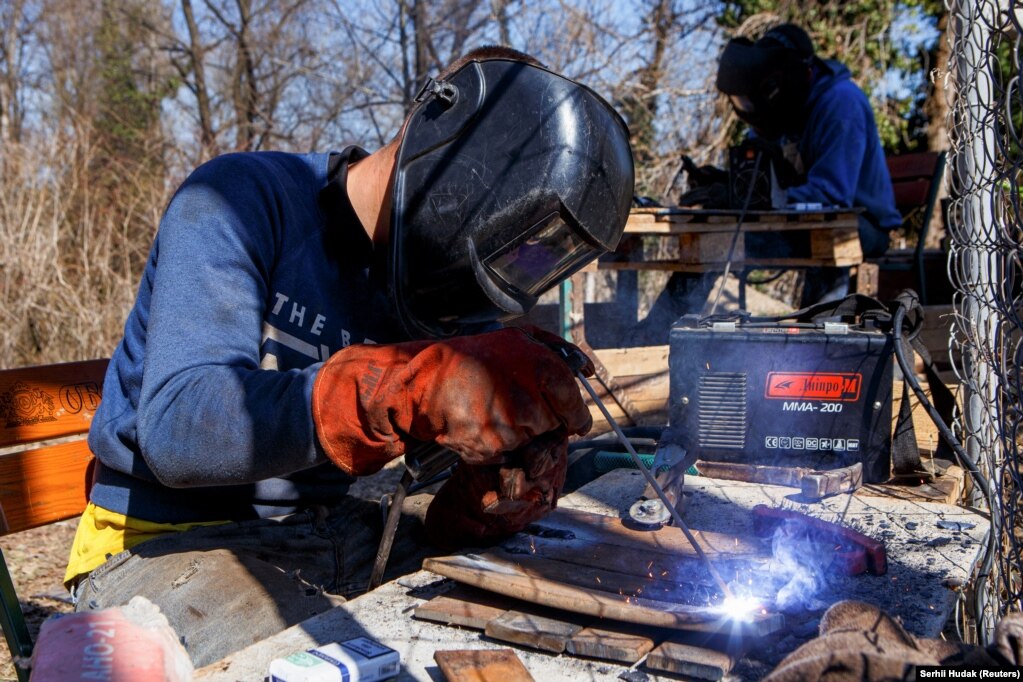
[[629, 498, 672, 528]]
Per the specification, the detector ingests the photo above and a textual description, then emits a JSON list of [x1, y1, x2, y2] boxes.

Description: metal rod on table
[[572, 366, 735, 600], [369, 468, 413, 591]]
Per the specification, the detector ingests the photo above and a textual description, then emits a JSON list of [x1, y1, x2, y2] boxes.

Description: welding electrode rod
[[573, 370, 734, 601]]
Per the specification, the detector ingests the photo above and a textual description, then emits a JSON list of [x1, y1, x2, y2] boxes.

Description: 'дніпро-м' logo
[[765, 372, 862, 402]]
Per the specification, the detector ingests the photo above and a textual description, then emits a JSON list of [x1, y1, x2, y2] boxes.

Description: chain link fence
[[946, 0, 1023, 642]]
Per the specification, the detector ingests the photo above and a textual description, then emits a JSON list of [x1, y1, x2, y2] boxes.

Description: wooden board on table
[[566, 625, 657, 663], [424, 552, 781, 636], [533, 508, 763, 559], [646, 639, 738, 680], [858, 464, 966, 505], [422, 509, 781, 637], [625, 208, 859, 234], [484, 611, 583, 653], [434, 649, 535, 682], [414, 585, 516, 629]]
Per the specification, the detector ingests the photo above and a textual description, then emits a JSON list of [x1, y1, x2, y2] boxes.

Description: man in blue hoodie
[[65, 46, 634, 666], [716, 23, 901, 303], [633, 25, 899, 343]]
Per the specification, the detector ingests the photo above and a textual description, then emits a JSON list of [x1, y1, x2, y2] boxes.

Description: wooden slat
[[625, 215, 859, 235], [527, 509, 764, 559], [886, 152, 941, 180], [434, 649, 535, 682], [423, 552, 784, 636], [566, 625, 656, 663], [484, 611, 583, 653], [592, 346, 669, 377], [0, 359, 108, 448], [0, 439, 93, 534], [646, 639, 738, 680]]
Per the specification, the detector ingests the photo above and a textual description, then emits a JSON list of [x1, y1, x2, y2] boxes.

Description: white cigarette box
[[268, 637, 400, 682]]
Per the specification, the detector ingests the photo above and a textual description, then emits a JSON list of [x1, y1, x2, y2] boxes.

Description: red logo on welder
[[765, 372, 862, 401]]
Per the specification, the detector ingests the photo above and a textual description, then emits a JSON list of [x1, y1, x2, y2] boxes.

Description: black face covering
[[389, 59, 635, 339], [716, 36, 813, 139]]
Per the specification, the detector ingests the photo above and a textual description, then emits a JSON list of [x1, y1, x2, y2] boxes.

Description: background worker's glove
[[424, 427, 570, 549], [311, 327, 593, 476], [676, 155, 730, 208]]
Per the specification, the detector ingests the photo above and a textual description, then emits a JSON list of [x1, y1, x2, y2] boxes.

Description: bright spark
[[713, 595, 762, 622]]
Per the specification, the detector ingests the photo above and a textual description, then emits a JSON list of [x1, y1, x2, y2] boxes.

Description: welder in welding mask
[[716, 24, 900, 307], [716, 28, 815, 141], [313, 47, 635, 547]]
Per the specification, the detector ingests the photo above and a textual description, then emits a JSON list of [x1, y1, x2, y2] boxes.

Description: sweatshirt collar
[[320, 145, 373, 267]]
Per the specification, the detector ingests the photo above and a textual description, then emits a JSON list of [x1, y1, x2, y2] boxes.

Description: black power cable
[[892, 299, 995, 644]]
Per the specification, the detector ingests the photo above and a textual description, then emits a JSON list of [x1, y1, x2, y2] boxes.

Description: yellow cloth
[[64, 503, 227, 587]]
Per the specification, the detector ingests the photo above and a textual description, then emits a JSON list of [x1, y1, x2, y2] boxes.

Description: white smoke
[[768, 519, 832, 612]]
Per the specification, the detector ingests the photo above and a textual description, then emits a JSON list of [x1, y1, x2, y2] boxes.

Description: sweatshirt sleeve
[[785, 91, 868, 207], [135, 155, 326, 487]]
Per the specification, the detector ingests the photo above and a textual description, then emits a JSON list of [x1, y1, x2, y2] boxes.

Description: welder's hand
[[513, 324, 595, 377], [312, 328, 592, 476], [678, 183, 730, 208], [678, 156, 730, 208], [424, 428, 569, 549]]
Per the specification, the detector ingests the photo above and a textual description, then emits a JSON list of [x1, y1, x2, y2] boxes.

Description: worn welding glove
[[677, 155, 730, 208], [311, 327, 592, 476], [424, 427, 570, 549], [765, 600, 1021, 682]]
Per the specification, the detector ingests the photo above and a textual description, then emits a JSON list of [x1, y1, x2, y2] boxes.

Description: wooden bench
[[864, 151, 948, 304], [0, 360, 106, 679]]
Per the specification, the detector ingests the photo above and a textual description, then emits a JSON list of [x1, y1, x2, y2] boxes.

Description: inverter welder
[[665, 298, 896, 483]]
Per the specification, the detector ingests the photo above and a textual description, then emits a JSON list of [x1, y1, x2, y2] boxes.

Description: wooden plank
[[534, 508, 764, 559], [891, 381, 946, 455], [414, 587, 513, 630], [810, 228, 862, 263], [645, 640, 737, 680], [484, 611, 583, 653], [492, 543, 739, 602], [0, 439, 93, 534], [592, 346, 669, 377], [566, 625, 656, 663], [0, 359, 108, 448], [625, 217, 859, 235], [422, 553, 784, 636], [859, 464, 965, 505], [854, 262, 880, 296], [679, 232, 741, 265], [434, 649, 535, 682]]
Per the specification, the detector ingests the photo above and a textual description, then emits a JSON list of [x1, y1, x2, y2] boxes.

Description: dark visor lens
[[485, 213, 598, 296]]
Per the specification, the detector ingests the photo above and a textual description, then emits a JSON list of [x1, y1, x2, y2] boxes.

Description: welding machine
[[728, 139, 786, 210], [666, 307, 895, 483]]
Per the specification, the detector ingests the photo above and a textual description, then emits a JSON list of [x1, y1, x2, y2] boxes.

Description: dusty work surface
[[196, 470, 988, 681]]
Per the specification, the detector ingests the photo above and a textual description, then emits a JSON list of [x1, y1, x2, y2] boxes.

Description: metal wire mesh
[[946, 0, 1023, 640]]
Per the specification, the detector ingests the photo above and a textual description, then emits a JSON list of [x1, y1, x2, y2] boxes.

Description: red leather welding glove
[[424, 427, 570, 549], [311, 327, 592, 476]]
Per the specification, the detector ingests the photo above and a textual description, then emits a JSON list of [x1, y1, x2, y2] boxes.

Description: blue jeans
[[73, 493, 434, 667]]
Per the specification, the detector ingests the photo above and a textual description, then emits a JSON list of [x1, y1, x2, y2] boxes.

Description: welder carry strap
[[889, 290, 958, 477], [744, 291, 957, 477]]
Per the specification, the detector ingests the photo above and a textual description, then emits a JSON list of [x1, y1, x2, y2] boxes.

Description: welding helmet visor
[[716, 29, 814, 138], [389, 58, 635, 338]]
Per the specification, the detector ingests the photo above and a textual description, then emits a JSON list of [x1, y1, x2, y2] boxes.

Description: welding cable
[[708, 151, 763, 316], [892, 298, 996, 643]]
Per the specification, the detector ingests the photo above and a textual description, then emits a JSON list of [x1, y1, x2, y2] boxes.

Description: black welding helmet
[[389, 57, 634, 338], [716, 24, 815, 138]]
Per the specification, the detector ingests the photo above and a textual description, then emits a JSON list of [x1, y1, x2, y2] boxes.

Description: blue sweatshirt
[[88, 148, 409, 523], [785, 60, 901, 255]]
